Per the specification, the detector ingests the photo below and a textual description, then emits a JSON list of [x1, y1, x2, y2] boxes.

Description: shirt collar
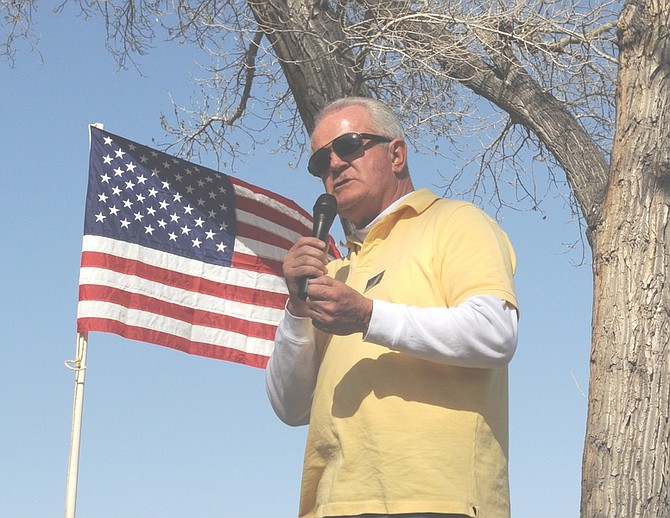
[[350, 188, 439, 243]]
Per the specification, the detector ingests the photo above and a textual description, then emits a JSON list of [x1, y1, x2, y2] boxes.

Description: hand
[[282, 237, 329, 316], [300, 276, 373, 336]]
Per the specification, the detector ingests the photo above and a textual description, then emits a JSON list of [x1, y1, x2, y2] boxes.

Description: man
[[265, 97, 519, 518]]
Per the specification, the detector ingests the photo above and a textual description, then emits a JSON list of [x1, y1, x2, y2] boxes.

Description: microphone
[[298, 193, 338, 300]]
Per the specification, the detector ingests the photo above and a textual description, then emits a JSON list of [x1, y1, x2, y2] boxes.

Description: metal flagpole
[[64, 332, 89, 518]]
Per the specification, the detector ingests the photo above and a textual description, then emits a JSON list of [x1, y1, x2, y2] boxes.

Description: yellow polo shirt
[[300, 189, 517, 518]]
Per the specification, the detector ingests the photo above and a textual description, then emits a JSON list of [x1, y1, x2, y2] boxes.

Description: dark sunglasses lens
[[308, 148, 330, 177], [332, 133, 363, 157], [308, 133, 365, 177]]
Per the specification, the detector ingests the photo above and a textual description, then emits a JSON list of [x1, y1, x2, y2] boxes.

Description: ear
[[389, 138, 408, 176]]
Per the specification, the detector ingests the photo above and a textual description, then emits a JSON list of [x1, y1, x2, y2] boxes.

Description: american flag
[[77, 126, 339, 368]]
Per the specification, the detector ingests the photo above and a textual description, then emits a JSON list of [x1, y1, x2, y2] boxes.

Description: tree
[[3, 0, 668, 515]]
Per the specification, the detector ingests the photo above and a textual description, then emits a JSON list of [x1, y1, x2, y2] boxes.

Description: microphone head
[[313, 193, 338, 222]]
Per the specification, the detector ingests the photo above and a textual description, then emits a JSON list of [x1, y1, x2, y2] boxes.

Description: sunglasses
[[307, 132, 392, 177]]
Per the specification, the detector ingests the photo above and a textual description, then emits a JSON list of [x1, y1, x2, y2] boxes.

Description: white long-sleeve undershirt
[[265, 294, 518, 426]]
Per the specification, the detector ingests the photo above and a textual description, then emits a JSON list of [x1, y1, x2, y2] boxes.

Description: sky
[[1, 5, 593, 518]]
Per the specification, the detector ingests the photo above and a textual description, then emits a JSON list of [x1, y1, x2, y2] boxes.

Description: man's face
[[310, 106, 398, 228]]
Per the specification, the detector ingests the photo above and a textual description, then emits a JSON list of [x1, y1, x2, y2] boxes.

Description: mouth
[[333, 177, 352, 191]]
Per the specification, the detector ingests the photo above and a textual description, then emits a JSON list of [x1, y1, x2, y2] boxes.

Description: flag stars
[[103, 136, 113, 145], [90, 130, 239, 264]]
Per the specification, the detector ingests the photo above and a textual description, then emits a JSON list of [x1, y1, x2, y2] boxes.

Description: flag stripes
[[77, 126, 339, 367]]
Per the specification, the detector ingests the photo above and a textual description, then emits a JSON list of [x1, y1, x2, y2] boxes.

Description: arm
[[365, 294, 519, 368], [265, 309, 319, 426]]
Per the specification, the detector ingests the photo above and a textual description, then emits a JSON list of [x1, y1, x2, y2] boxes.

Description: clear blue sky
[[1, 6, 592, 517]]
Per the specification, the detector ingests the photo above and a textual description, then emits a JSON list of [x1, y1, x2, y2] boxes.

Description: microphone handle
[[297, 276, 311, 300], [297, 216, 330, 300]]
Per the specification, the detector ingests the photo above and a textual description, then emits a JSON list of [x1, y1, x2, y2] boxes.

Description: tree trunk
[[582, 0, 670, 515], [247, 0, 370, 133]]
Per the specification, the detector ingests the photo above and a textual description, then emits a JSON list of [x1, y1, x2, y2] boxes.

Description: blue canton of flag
[[84, 127, 236, 266]]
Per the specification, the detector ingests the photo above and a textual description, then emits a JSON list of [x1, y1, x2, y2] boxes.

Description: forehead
[[311, 106, 371, 150]]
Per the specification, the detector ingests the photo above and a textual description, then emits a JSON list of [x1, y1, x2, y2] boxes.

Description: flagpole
[[64, 332, 89, 518]]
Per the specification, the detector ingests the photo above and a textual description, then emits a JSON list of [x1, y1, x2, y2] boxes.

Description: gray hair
[[313, 97, 406, 140]]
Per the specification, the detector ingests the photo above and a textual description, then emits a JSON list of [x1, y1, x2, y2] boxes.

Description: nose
[[328, 149, 349, 175]]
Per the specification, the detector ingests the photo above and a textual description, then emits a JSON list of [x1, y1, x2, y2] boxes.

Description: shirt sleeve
[[364, 294, 519, 368], [265, 309, 319, 426]]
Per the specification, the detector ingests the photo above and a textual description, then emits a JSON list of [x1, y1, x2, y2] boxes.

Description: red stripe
[[81, 251, 287, 308], [236, 221, 295, 252], [77, 317, 269, 368], [231, 176, 311, 214], [235, 195, 311, 236], [231, 251, 284, 276], [79, 284, 280, 341]]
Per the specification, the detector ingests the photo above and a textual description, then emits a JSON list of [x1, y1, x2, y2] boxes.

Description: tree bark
[[247, 0, 370, 133], [582, 0, 670, 515]]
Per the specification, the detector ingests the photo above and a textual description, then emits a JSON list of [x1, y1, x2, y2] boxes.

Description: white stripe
[[236, 207, 305, 244], [233, 183, 311, 229], [77, 300, 275, 356], [81, 235, 288, 292], [78, 267, 286, 324]]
